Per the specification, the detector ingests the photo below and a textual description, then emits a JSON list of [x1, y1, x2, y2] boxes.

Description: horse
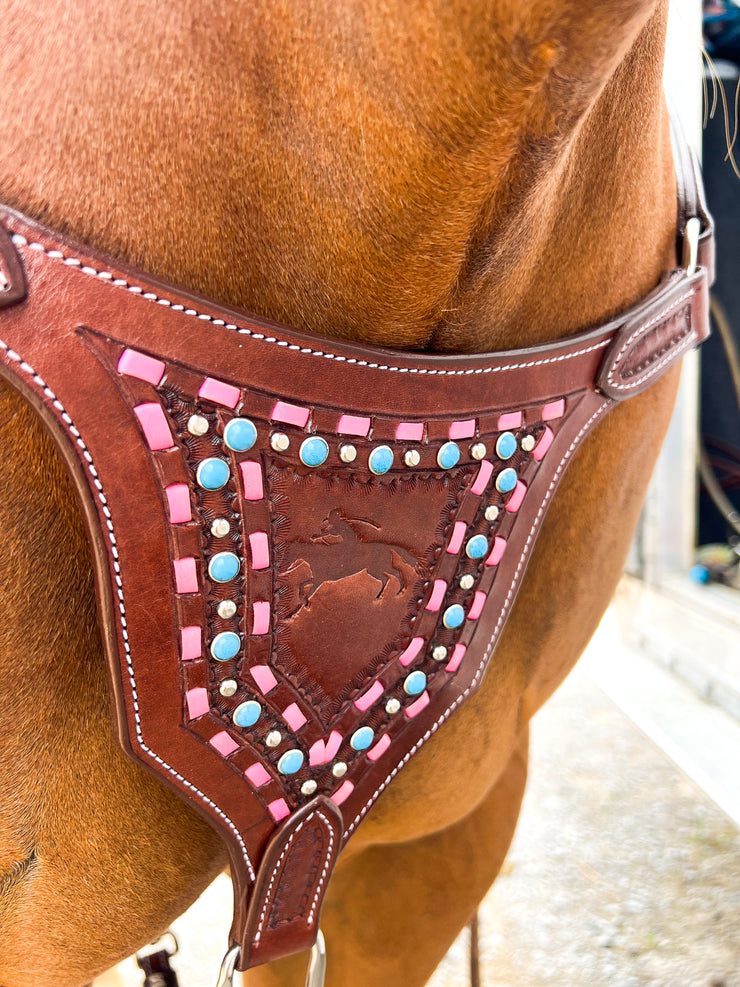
[[0, 1, 698, 984]]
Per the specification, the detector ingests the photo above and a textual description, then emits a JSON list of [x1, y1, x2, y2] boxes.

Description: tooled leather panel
[[0, 204, 710, 967]]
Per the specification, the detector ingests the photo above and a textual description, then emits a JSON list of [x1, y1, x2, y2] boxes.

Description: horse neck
[[0, 1, 673, 352]]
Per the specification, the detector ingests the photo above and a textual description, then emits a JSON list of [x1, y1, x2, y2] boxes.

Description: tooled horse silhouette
[[0, 1, 709, 985]]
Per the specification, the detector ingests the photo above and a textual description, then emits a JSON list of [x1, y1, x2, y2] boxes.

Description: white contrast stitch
[[10, 231, 611, 376], [0, 338, 255, 882], [345, 399, 612, 838], [307, 810, 335, 926], [606, 288, 695, 389]]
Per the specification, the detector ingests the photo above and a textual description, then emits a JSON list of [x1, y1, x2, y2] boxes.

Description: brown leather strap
[[0, 126, 713, 971]]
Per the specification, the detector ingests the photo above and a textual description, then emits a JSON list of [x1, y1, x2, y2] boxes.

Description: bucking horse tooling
[[0, 2, 715, 985]]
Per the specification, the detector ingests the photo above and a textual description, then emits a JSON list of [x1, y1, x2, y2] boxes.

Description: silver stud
[[270, 432, 290, 453], [187, 414, 209, 436], [219, 678, 238, 698], [432, 645, 448, 662], [404, 449, 421, 468], [217, 599, 237, 620], [459, 574, 475, 591], [385, 698, 401, 715], [332, 761, 348, 778], [521, 434, 536, 452], [339, 443, 357, 463], [265, 730, 282, 748], [470, 442, 487, 461], [211, 517, 230, 538], [301, 779, 318, 796], [484, 505, 499, 522]]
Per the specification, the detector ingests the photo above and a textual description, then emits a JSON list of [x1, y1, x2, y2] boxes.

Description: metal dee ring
[[215, 945, 240, 987], [214, 935, 326, 987]]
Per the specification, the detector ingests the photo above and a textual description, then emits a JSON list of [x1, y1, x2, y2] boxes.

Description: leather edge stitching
[[345, 398, 613, 838], [0, 335, 257, 882], [9, 232, 612, 377]]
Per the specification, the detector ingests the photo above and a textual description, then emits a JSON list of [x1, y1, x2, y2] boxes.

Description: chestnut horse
[[0, 1, 684, 984]]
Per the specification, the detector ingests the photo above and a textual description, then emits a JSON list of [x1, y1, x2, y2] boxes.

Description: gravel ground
[[429, 667, 740, 987], [98, 665, 740, 987]]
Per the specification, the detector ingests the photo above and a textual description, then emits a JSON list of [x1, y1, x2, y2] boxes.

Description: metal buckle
[[136, 931, 179, 961], [682, 216, 701, 277], [214, 932, 326, 987]]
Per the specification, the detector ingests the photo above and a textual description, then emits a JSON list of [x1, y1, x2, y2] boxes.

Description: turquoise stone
[[233, 700, 261, 728], [437, 441, 461, 469], [496, 432, 517, 460], [369, 445, 394, 475], [223, 417, 257, 452], [209, 551, 240, 583], [210, 631, 240, 661], [496, 467, 518, 493], [278, 749, 305, 775], [300, 436, 329, 467], [443, 604, 465, 629], [196, 457, 230, 490], [403, 670, 427, 696], [350, 726, 374, 751], [466, 535, 488, 559]]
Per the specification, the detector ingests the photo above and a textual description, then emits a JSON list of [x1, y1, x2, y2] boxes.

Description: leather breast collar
[[0, 130, 714, 980]]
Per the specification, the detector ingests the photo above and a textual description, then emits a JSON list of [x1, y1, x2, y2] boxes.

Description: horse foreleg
[[244, 727, 529, 987]]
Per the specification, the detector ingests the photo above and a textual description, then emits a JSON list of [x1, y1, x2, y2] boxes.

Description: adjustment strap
[[236, 797, 343, 971], [596, 266, 710, 400]]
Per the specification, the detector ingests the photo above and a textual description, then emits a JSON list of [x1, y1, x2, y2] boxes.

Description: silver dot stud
[[265, 730, 282, 748], [521, 434, 536, 452], [385, 698, 401, 715], [270, 432, 290, 453], [187, 414, 209, 436], [339, 444, 357, 463], [217, 599, 237, 620], [432, 645, 448, 662], [301, 779, 318, 796], [332, 762, 348, 778], [459, 574, 475, 591], [470, 442, 487, 461], [219, 679, 238, 698], [484, 505, 500, 522], [404, 449, 421, 468], [211, 518, 230, 538]]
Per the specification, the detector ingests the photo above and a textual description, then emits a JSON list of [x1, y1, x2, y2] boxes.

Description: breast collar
[[0, 126, 714, 982]]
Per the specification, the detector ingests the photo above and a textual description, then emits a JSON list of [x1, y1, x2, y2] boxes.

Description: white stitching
[[345, 398, 612, 837], [9, 232, 611, 376], [253, 808, 336, 944], [308, 810, 336, 926], [0, 336, 255, 882], [606, 288, 695, 389]]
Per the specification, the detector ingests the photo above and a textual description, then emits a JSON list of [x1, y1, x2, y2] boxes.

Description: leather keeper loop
[[237, 797, 343, 971], [596, 266, 711, 400]]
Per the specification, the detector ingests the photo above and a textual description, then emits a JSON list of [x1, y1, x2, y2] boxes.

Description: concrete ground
[[96, 623, 740, 987]]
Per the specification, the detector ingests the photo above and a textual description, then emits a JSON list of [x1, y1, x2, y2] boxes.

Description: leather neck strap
[[0, 129, 713, 974]]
